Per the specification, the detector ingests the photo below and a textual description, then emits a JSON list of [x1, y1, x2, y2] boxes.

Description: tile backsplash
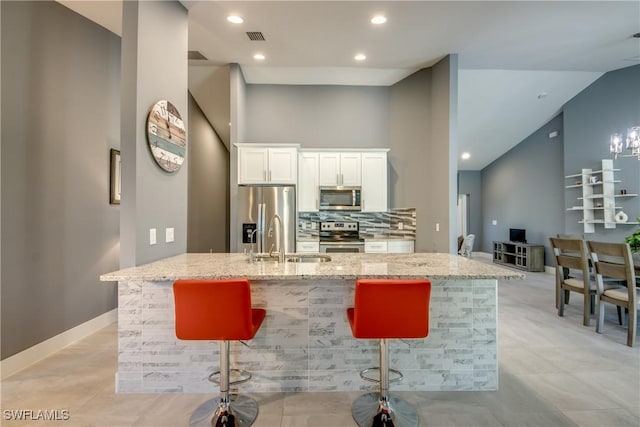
[[298, 208, 416, 240]]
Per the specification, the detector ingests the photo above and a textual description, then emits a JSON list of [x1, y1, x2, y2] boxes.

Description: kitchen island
[[100, 253, 523, 393]]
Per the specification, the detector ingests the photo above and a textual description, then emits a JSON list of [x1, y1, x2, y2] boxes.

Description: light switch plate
[[150, 228, 157, 245], [166, 227, 175, 243]]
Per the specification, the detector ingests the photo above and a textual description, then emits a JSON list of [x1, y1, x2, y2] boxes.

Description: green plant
[[625, 217, 640, 253]]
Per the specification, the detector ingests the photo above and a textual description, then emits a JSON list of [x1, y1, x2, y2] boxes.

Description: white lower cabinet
[[365, 240, 415, 253], [387, 240, 415, 253], [364, 240, 388, 253], [296, 241, 320, 253]]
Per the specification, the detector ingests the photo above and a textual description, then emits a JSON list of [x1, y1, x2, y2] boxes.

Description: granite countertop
[[100, 253, 524, 282]]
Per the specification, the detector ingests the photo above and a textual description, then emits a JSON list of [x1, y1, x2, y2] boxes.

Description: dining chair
[[586, 241, 638, 347], [549, 237, 594, 326]]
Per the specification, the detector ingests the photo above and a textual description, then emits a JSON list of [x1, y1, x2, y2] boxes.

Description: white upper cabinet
[[361, 151, 388, 212], [340, 153, 362, 186], [298, 152, 319, 212], [268, 147, 297, 184], [318, 152, 361, 186], [237, 144, 298, 185], [300, 149, 388, 212]]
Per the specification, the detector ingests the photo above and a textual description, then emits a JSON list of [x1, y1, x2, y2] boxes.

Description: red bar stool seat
[[174, 279, 266, 427], [347, 279, 432, 427]]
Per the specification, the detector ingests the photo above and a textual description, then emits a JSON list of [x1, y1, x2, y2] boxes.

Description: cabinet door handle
[[362, 199, 365, 210], [269, 170, 272, 181], [263, 170, 267, 181], [336, 173, 340, 185], [341, 173, 344, 185]]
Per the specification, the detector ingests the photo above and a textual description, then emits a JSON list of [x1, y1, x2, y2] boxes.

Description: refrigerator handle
[[257, 203, 262, 253], [259, 203, 266, 253]]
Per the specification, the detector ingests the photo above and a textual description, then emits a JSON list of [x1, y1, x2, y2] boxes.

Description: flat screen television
[[509, 228, 526, 243]]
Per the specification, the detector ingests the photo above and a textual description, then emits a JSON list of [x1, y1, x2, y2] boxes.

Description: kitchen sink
[[286, 254, 332, 263]]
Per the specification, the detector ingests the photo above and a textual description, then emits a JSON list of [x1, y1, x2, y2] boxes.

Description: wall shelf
[[565, 159, 637, 233]]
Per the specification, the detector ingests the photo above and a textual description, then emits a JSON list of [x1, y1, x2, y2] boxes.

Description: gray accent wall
[[1, 1, 120, 358], [188, 66, 232, 149], [481, 114, 565, 266], [389, 56, 459, 252], [432, 55, 459, 253], [244, 85, 389, 148], [120, 1, 188, 267], [563, 65, 640, 241], [187, 92, 230, 253]]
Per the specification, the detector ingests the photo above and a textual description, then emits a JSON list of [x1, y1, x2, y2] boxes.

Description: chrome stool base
[[352, 392, 418, 427], [189, 394, 259, 427]]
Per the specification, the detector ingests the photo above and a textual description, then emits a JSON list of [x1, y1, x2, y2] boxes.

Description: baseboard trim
[[0, 308, 117, 379], [474, 251, 492, 260]]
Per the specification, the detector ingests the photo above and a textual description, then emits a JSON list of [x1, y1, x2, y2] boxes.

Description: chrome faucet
[[248, 228, 261, 263], [268, 214, 285, 263]]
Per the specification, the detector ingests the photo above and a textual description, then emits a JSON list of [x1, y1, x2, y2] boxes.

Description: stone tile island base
[[117, 278, 497, 393]]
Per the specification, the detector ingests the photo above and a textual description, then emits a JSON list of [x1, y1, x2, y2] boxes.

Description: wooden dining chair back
[[586, 241, 638, 347], [549, 237, 593, 326]]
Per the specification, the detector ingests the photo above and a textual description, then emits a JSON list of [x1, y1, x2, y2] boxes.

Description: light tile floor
[[1, 256, 638, 426]]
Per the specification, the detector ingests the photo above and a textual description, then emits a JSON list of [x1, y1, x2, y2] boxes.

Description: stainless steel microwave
[[319, 186, 361, 211]]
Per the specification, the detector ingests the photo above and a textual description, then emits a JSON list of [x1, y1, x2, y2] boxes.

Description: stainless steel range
[[319, 221, 364, 253]]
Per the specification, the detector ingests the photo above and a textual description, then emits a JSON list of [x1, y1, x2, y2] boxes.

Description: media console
[[492, 241, 545, 272]]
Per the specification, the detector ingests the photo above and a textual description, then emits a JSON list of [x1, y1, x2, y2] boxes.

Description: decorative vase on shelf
[[615, 211, 628, 223]]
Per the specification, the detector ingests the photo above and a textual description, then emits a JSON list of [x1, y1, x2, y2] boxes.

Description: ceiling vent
[[188, 50, 208, 60], [246, 32, 265, 41]]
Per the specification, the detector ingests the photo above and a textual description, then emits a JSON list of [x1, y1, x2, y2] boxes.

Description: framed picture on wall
[[110, 149, 121, 205]]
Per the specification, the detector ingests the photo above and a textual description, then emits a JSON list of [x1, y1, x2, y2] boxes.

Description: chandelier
[[610, 126, 640, 159]]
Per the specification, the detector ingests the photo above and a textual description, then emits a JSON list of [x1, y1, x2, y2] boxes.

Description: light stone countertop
[[100, 252, 524, 282]]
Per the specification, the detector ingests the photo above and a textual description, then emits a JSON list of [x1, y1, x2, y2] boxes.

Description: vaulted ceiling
[[59, 1, 640, 170]]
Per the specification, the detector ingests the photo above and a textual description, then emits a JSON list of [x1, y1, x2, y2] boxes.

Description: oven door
[[319, 242, 364, 253]]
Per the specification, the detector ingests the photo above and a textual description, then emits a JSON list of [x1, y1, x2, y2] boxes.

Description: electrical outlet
[[492, 220, 497, 226], [436, 223, 440, 232], [166, 227, 175, 243], [149, 228, 157, 245]]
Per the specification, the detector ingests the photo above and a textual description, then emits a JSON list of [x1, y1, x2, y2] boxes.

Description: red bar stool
[[347, 279, 432, 427], [173, 279, 266, 427]]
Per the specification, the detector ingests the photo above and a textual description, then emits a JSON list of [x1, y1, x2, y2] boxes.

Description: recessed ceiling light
[[253, 53, 265, 60], [227, 15, 244, 24], [371, 15, 387, 25], [354, 53, 366, 61], [461, 152, 471, 160]]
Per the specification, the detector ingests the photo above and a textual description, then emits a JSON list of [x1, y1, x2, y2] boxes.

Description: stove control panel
[[320, 221, 359, 231]]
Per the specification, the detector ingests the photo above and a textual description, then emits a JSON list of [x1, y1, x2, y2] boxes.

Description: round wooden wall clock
[[146, 100, 186, 173]]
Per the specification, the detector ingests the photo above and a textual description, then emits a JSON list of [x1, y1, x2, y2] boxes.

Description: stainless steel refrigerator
[[237, 185, 296, 254]]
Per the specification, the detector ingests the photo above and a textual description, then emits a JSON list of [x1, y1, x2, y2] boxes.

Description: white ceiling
[[58, 1, 640, 170]]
